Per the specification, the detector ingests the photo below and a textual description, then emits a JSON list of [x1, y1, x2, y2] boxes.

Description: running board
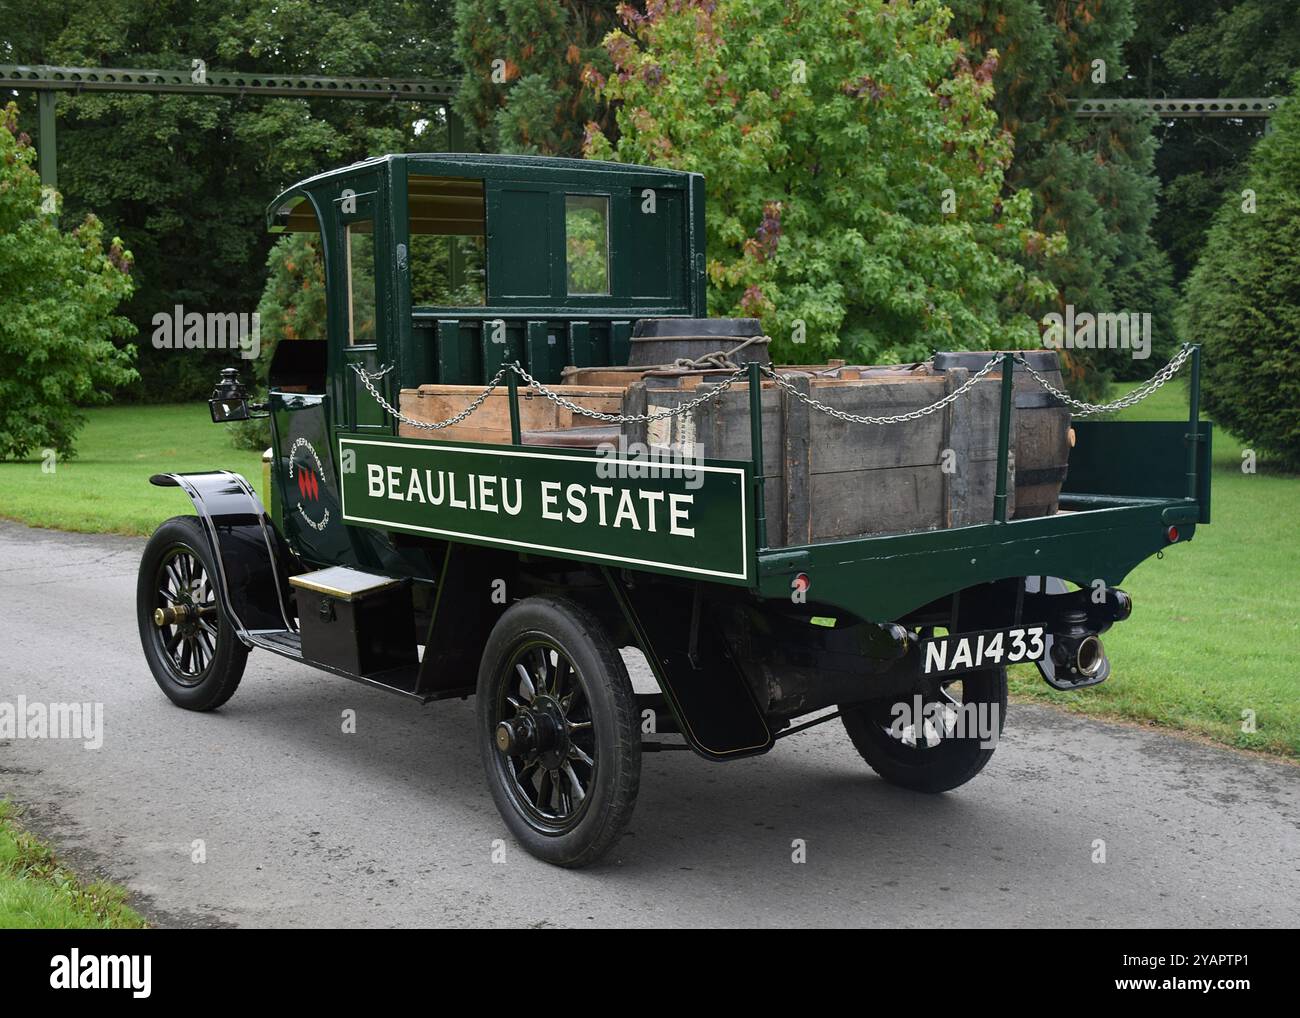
[[245, 628, 433, 703]]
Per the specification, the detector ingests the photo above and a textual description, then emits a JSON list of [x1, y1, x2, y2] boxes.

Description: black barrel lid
[[632, 317, 763, 338]]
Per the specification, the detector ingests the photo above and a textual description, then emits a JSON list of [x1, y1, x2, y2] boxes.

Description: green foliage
[[0, 104, 136, 460], [1180, 71, 1300, 468], [949, 0, 1177, 392], [1123, 0, 1300, 284], [10, 0, 457, 402], [585, 0, 1054, 364], [1, 801, 148, 929], [453, 0, 622, 156]]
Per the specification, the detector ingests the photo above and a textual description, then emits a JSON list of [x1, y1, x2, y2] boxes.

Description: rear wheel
[[137, 516, 248, 711], [477, 596, 640, 868], [839, 667, 1007, 792]]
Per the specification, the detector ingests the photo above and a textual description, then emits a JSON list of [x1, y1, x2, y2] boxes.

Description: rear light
[[1166, 525, 1180, 543], [791, 572, 810, 593]]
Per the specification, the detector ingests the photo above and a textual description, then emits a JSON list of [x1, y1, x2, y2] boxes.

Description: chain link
[[509, 362, 750, 423], [351, 345, 1195, 432], [759, 354, 1005, 425], [349, 361, 508, 431], [1013, 343, 1194, 416]]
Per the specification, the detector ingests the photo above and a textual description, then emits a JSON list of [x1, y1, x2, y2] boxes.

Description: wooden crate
[[627, 369, 1012, 546], [398, 384, 624, 444]]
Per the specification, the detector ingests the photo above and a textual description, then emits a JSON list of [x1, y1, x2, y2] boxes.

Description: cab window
[[565, 194, 610, 295], [407, 175, 486, 307], [346, 221, 377, 344]]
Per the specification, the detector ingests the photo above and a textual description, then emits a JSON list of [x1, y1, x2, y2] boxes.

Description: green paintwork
[[1066, 420, 1213, 522], [257, 153, 1211, 633], [756, 497, 1195, 623], [336, 433, 754, 584], [264, 153, 706, 394]]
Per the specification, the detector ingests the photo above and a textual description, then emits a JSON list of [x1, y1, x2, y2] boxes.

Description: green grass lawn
[[1007, 380, 1300, 758], [0, 404, 263, 535], [0, 390, 1296, 757], [0, 802, 146, 929]]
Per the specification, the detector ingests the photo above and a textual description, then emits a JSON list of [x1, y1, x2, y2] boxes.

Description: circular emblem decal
[[288, 436, 331, 532]]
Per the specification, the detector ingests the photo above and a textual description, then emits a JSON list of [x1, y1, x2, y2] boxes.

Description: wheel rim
[[491, 637, 597, 834], [875, 678, 966, 750], [150, 545, 219, 686]]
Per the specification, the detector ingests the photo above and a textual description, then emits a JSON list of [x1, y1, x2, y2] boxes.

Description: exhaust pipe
[[1049, 610, 1108, 684]]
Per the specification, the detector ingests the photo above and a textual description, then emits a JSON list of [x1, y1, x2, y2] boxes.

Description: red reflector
[[1166, 525, 1180, 543], [792, 572, 810, 593]]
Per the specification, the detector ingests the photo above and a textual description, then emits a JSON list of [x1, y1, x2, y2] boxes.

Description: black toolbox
[[289, 567, 417, 677]]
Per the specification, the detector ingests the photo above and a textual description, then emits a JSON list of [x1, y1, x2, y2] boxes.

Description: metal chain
[[1013, 343, 1194, 416], [349, 361, 509, 431], [350, 360, 748, 428], [352, 344, 1195, 431], [759, 354, 1005, 425], [510, 362, 749, 423]]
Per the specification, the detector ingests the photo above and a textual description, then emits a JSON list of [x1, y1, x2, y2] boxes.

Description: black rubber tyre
[[137, 515, 248, 711], [477, 595, 640, 868], [839, 667, 1007, 793]]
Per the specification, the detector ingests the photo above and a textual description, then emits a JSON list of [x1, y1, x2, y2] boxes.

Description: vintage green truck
[[137, 153, 1211, 867]]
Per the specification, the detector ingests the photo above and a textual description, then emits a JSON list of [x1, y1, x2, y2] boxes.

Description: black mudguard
[[149, 471, 296, 642], [601, 568, 774, 761]]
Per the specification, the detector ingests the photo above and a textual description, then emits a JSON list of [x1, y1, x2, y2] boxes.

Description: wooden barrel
[[629, 317, 770, 367], [932, 350, 1071, 518]]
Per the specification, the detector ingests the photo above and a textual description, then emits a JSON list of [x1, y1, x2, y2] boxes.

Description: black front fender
[[150, 470, 296, 641]]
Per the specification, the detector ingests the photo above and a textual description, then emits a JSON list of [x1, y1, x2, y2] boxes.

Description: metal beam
[[0, 64, 458, 102], [1073, 97, 1285, 119], [36, 89, 56, 189]]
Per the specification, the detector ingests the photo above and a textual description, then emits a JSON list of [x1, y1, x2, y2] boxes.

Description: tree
[[0, 104, 136, 460], [6, 0, 457, 401], [453, 0, 623, 156], [1123, 0, 1300, 284], [949, 0, 1178, 388], [1180, 69, 1300, 468], [585, 0, 1055, 364]]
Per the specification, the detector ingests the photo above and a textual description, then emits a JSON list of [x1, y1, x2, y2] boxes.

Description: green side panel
[[756, 500, 1194, 623], [487, 186, 552, 299], [480, 320, 525, 378], [409, 321, 436, 388], [435, 318, 466, 383], [627, 186, 685, 300], [524, 320, 565, 381], [1066, 421, 1212, 516], [610, 320, 633, 366], [567, 321, 593, 367], [337, 434, 754, 584]]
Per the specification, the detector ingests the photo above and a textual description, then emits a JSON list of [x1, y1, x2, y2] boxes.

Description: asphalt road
[[1, 519, 1297, 928]]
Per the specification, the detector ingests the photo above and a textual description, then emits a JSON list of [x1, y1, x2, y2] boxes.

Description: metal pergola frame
[[0, 64, 465, 190], [1073, 97, 1286, 119]]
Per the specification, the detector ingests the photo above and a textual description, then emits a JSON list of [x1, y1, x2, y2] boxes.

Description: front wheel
[[137, 515, 248, 711], [476, 595, 640, 868], [839, 667, 1007, 793]]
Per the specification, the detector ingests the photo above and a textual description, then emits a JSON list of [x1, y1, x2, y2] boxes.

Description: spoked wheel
[[137, 516, 248, 711], [839, 666, 1007, 793], [477, 596, 639, 868]]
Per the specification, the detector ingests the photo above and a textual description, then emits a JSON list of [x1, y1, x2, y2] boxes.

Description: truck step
[[287, 566, 406, 601]]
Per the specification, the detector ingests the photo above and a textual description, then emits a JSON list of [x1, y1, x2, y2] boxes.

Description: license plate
[[921, 625, 1047, 675]]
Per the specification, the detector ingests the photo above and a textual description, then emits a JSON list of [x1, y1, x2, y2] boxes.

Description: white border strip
[[338, 436, 751, 582]]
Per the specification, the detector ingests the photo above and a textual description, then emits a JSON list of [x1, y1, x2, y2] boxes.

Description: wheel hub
[[496, 694, 569, 770]]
